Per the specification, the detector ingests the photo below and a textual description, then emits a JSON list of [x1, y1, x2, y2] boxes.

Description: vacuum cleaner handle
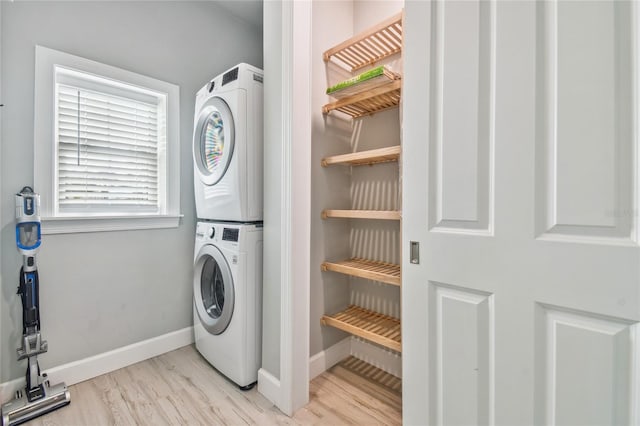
[[17, 266, 40, 336]]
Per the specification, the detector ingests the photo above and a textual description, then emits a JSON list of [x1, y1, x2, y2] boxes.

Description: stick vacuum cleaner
[[1, 187, 70, 426]]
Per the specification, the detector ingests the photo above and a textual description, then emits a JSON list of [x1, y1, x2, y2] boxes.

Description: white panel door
[[402, 1, 640, 425]]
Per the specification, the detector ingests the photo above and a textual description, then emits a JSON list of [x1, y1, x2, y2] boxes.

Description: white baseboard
[[350, 337, 402, 378], [308, 337, 351, 380], [1, 326, 194, 403], [257, 368, 281, 408]]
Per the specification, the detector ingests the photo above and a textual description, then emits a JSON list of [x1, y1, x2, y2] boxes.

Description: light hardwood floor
[[28, 345, 401, 425]]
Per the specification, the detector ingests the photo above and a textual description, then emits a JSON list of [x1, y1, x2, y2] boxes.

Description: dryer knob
[[208, 227, 215, 239]]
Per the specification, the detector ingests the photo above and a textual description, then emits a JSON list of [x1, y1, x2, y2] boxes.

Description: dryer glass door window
[[194, 97, 235, 186], [194, 244, 234, 335], [201, 256, 225, 319], [202, 112, 226, 176]]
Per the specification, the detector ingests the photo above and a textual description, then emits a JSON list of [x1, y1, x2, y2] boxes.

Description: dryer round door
[[193, 97, 235, 186], [194, 244, 235, 335]]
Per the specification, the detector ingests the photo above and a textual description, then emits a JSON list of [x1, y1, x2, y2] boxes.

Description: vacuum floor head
[[1, 381, 70, 426]]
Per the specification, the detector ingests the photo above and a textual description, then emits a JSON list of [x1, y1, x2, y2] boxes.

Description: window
[[34, 46, 180, 233], [55, 69, 164, 215]]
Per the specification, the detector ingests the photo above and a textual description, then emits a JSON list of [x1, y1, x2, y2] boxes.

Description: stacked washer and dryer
[[192, 63, 264, 390]]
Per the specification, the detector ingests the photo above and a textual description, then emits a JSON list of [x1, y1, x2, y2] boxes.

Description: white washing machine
[[193, 221, 263, 388], [193, 63, 264, 222]]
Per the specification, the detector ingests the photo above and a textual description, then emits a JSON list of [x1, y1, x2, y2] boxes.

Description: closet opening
[[306, 2, 404, 423]]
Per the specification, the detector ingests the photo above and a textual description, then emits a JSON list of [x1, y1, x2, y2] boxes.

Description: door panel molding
[[429, 281, 495, 426], [429, 0, 496, 235], [534, 303, 639, 425], [535, 0, 637, 245]]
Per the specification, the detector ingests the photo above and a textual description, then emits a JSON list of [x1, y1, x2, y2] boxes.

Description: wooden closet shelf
[[322, 258, 400, 286], [323, 11, 403, 72], [322, 146, 401, 167], [323, 80, 401, 118], [322, 209, 401, 220], [338, 356, 402, 395], [321, 305, 401, 352]]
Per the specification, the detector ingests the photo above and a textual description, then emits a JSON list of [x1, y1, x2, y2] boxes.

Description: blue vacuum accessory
[[15, 187, 41, 256], [15, 223, 41, 253]]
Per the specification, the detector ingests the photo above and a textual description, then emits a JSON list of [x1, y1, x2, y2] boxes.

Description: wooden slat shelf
[[322, 258, 400, 286], [321, 305, 401, 352], [323, 11, 403, 72], [322, 209, 401, 220], [322, 146, 401, 167], [338, 356, 402, 395], [319, 11, 404, 376], [323, 80, 401, 118]]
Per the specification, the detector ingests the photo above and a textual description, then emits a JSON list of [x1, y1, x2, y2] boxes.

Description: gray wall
[[1, 1, 262, 382], [261, 0, 282, 379]]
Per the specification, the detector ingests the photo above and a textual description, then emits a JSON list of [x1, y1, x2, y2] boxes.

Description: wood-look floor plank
[[24, 345, 400, 425]]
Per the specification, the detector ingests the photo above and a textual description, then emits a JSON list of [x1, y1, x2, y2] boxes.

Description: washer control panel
[[196, 222, 215, 240], [222, 228, 239, 242], [196, 222, 258, 246]]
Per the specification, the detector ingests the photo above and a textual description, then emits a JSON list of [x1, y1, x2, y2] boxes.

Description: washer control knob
[[208, 227, 215, 239]]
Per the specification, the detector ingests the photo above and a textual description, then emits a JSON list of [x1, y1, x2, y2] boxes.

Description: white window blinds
[[56, 83, 162, 214]]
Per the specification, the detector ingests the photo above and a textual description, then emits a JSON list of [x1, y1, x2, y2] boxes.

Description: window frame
[[34, 46, 181, 234]]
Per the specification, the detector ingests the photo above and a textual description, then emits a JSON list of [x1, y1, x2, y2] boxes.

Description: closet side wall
[[349, 111, 401, 319], [309, 0, 354, 357], [353, 1, 404, 33], [349, 0, 403, 328]]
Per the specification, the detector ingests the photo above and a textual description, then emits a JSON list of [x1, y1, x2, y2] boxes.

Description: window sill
[[41, 214, 183, 234]]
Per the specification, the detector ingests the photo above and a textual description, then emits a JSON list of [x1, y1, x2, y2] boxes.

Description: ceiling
[[215, 0, 263, 32]]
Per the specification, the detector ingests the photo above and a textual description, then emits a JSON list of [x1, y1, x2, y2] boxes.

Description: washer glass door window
[[194, 97, 235, 186], [201, 256, 225, 319], [194, 244, 234, 335]]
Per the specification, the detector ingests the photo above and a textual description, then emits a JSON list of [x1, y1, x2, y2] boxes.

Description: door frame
[[284, 0, 312, 414], [278, 0, 311, 415], [261, 0, 312, 417]]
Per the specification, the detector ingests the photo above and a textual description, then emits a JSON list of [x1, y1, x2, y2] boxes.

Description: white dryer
[[193, 221, 263, 388], [193, 63, 263, 222]]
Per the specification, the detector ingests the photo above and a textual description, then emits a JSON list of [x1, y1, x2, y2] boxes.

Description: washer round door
[[193, 96, 235, 186], [194, 244, 235, 335]]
